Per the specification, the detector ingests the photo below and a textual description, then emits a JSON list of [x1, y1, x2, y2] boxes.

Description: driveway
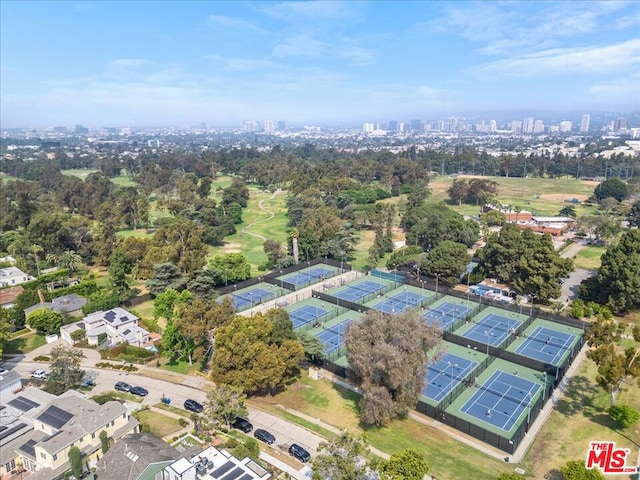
[[558, 268, 597, 303]]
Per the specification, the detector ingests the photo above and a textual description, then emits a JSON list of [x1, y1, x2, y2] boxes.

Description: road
[[555, 239, 597, 303], [4, 341, 318, 478]]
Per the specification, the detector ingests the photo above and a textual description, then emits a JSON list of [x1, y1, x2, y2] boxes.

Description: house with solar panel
[[60, 307, 150, 347], [0, 387, 139, 480]]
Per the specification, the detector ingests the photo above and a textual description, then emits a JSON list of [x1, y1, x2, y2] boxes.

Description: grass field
[[251, 375, 515, 479], [61, 168, 100, 179], [573, 245, 607, 270], [135, 410, 184, 438], [4, 333, 46, 354]]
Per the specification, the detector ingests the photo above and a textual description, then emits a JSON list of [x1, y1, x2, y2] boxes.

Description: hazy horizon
[[1, 1, 639, 128]]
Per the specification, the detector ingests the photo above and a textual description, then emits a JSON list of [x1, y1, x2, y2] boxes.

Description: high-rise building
[[75, 124, 88, 134], [615, 117, 627, 131], [410, 119, 422, 132], [580, 114, 590, 133], [388, 120, 398, 131], [511, 121, 522, 134], [277, 121, 286, 131], [263, 120, 274, 133], [559, 121, 572, 132], [244, 121, 259, 132], [522, 117, 534, 133], [489, 120, 497, 132], [533, 120, 544, 133], [363, 122, 374, 133]]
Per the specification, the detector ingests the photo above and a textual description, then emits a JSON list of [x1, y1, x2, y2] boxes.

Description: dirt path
[[241, 188, 281, 241]]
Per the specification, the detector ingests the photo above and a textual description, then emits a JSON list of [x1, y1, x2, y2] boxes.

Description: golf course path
[[241, 188, 282, 241]]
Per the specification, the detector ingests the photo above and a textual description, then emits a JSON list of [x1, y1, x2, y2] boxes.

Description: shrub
[[178, 418, 188, 427], [609, 405, 640, 428], [34, 355, 50, 362]]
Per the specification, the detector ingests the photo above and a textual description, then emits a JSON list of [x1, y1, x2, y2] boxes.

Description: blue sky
[[1, 1, 639, 127]]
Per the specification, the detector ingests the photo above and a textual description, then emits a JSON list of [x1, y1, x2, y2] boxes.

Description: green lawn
[[135, 410, 184, 437], [61, 168, 100, 179], [157, 357, 199, 375], [573, 245, 607, 270], [4, 333, 46, 354], [0, 172, 20, 184], [109, 175, 139, 187], [251, 375, 515, 479]]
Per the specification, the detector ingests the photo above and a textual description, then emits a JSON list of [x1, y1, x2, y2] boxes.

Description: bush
[[178, 418, 188, 427], [609, 405, 640, 428], [34, 355, 50, 362]]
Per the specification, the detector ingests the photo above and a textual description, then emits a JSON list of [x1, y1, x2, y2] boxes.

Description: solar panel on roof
[[105, 311, 116, 322], [120, 316, 128, 322], [0, 423, 26, 441], [237, 474, 253, 480], [0, 426, 7, 433], [37, 405, 73, 429], [18, 439, 37, 457], [8, 396, 40, 412], [220, 467, 244, 480], [211, 461, 234, 478]]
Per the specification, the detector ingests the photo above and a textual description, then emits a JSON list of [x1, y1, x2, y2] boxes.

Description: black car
[[289, 443, 311, 463], [184, 399, 203, 413], [253, 428, 276, 445], [114, 381, 131, 392], [130, 386, 148, 396], [231, 417, 253, 433]]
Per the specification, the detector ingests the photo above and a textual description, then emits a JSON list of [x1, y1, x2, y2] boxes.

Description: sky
[[1, 1, 639, 128]]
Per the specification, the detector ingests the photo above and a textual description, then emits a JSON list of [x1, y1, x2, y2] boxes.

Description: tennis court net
[[524, 334, 572, 350], [476, 383, 534, 408]]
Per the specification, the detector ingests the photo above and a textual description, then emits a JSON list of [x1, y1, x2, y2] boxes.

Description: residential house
[[24, 294, 87, 318], [0, 267, 35, 288], [60, 307, 150, 347], [0, 286, 24, 310], [0, 388, 139, 480]]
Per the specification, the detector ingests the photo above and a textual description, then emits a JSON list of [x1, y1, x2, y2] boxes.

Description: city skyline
[[1, 1, 639, 128]]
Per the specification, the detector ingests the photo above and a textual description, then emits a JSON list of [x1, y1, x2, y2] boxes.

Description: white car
[[30, 370, 48, 380]]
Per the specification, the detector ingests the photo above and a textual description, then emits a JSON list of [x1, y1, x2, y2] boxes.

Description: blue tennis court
[[231, 287, 275, 309], [460, 370, 541, 431], [462, 313, 522, 346], [424, 302, 472, 330], [423, 353, 478, 402], [315, 318, 353, 355], [289, 305, 330, 329], [372, 290, 426, 313], [516, 326, 576, 365], [334, 280, 387, 302], [285, 267, 335, 288]]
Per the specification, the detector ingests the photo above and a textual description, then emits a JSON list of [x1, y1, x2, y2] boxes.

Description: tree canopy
[[344, 309, 442, 426], [310, 432, 370, 480], [593, 178, 628, 202], [46, 346, 85, 395]]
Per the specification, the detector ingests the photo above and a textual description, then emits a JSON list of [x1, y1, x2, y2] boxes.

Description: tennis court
[[462, 313, 523, 347], [423, 353, 478, 403], [333, 279, 387, 302], [283, 267, 337, 288], [372, 290, 427, 313], [460, 370, 541, 432], [424, 302, 472, 330], [315, 318, 353, 356], [231, 287, 276, 309], [515, 326, 577, 365], [289, 304, 330, 329]]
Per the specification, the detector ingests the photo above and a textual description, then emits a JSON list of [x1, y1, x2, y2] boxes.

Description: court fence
[[312, 290, 372, 314]]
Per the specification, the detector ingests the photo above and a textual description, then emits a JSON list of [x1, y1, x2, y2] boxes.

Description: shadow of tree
[[590, 413, 640, 448], [544, 468, 564, 480], [554, 375, 600, 417]]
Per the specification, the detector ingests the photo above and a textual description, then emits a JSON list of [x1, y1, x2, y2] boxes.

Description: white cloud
[[110, 58, 147, 69], [261, 1, 352, 21], [587, 73, 640, 109], [206, 15, 264, 32], [474, 39, 640, 78], [205, 55, 281, 71], [272, 35, 329, 58]]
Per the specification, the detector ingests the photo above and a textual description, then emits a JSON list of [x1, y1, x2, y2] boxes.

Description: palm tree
[[30, 244, 43, 277], [290, 228, 299, 264], [46, 250, 83, 280]]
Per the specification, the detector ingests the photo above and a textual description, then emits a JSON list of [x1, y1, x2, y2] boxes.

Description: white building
[[580, 114, 590, 133], [0, 267, 35, 288], [60, 307, 150, 347], [263, 120, 274, 133], [559, 121, 572, 132], [362, 122, 374, 133]]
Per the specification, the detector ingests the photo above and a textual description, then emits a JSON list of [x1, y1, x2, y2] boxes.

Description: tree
[[263, 239, 285, 268], [608, 404, 640, 428], [0, 307, 12, 357], [265, 308, 296, 344], [421, 240, 470, 286], [47, 346, 85, 394], [560, 459, 605, 479], [46, 249, 83, 279], [68, 446, 82, 479], [447, 179, 469, 205], [146, 263, 186, 297], [99, 429, 109, 454], [150, 219, 207, 273], [344, 309, 442, 426], [378, 448, 430, 480], [208, 254, 251, 286], [593, 229, 640, 313], [628, 200, 640, 228], [153, 288, 191, 321], [296, 330, 326, 360], [204, 384, 248, 430], [108, 250, 131, 300], [27, 308, 63, 335], [210, 312, 305, 394], [311, 432, 370, 480], [495, 474, 525, 480], [585, 316, 640, 406], [559, 205, 577, 218], [594, 178, 627, 202], [30, 244, 44, 277], [403, 203, 479, 251]]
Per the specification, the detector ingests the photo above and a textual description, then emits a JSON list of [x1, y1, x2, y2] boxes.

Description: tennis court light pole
[[435, 273, 440, 295], [484, 330, 490, 355]]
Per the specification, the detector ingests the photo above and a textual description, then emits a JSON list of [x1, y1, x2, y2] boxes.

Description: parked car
[[130, 386, 148, 396], [289, 443, 311, 463], [30, 370, 48, 380], [184, 399, 203, 413], [231, 417, 253, 433], [253, 428, 276, 445], [114, 381, 132, 392]]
